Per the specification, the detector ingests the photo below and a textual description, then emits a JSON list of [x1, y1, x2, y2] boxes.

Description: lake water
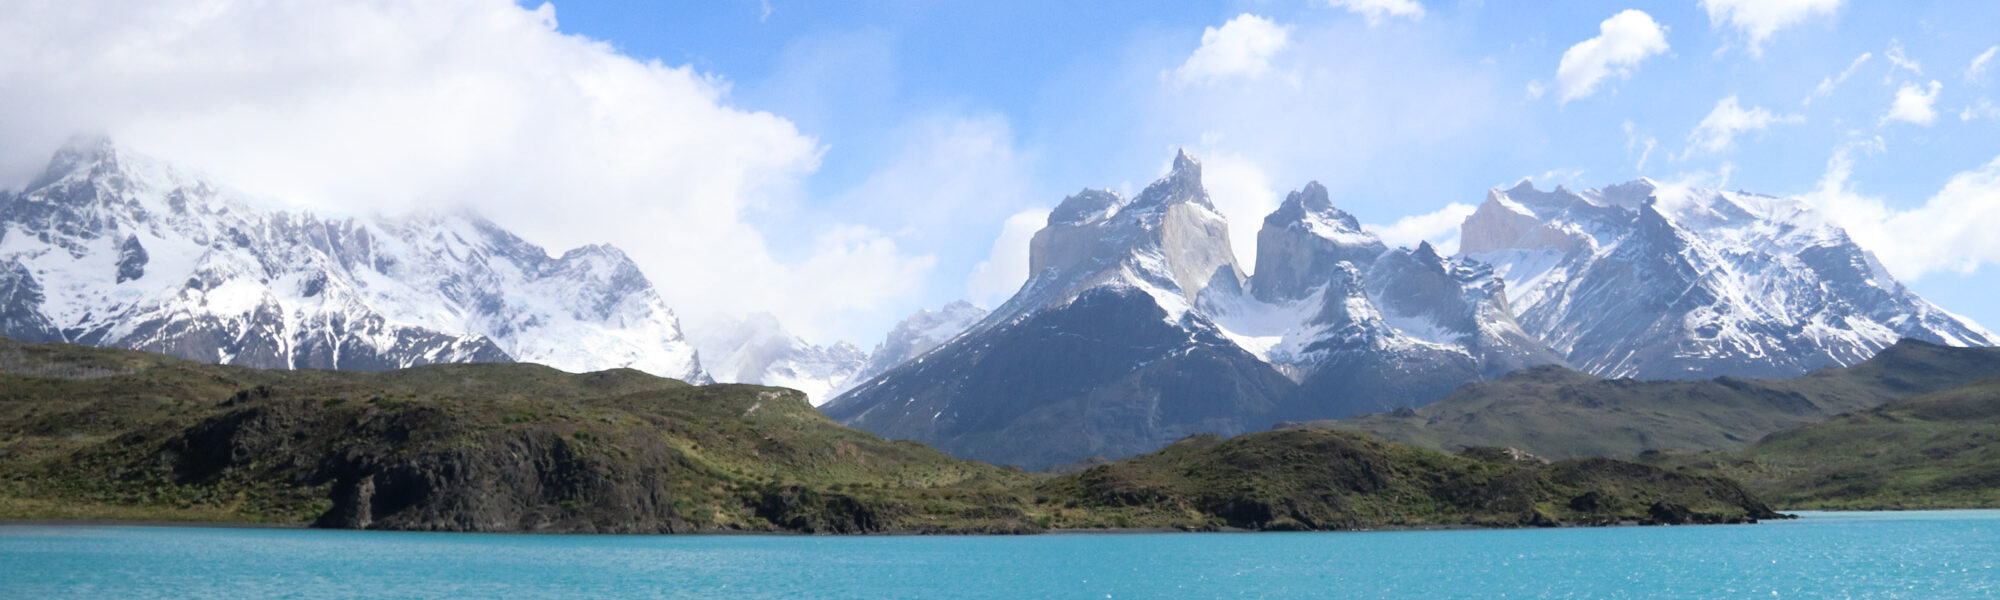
[[2, 511, 1995, 599]]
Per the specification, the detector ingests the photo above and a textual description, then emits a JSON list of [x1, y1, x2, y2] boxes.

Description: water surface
[[2, 511, 1995, 599]]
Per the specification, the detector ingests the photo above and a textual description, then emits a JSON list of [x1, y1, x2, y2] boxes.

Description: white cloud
[[1171, 14, 1292, 86], [1525, 80, 1547, 100], [1883, 80, 1944, 126], [1964, 98, 2000, 122], [1698, 0, 1840, 56], [1130, 11, 1504, 241], [1322, 0, 1425, 26], [1885, 39, 1923, 82], [1366, 203, 1477, 254], [1685, 95, 1803, 157], [1624, 121, 1657, 171], [1555, 10, 1670, 103], [1803, 139, 2000, 280], [1197, 154, 1281, 272], [966, 208, 1050, 307], [1806, 52, 1871, 105], [1967, 46, 1999, 84], [0, 0, 932, 344]]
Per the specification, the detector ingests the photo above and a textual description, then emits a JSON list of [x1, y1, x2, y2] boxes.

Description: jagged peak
[[1261, 181, 1377, 251], [1048, 188, 1123, 226], [1505, 178, 1538, 195], [1412, 241, 1442, 264], [29, 134, 120, 190], [1173, 148, 1199, 175], [1129, 149, 1213, 211]]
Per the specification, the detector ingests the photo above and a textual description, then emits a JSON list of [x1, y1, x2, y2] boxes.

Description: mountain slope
[[1300, 339, 2000, 460], [828, 155, 1562, 469], [1462, 179, 1993, 380], [690, 301, 987, 405], [1650, 377, 2000, 510], [827, 153, 1297, 470], [0, 137, 705, 380]]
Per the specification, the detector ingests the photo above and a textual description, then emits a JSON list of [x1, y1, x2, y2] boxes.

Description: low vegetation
[[1300, 340, 2000, 460], [1645, 377, 2000, 510], [0, 337, 1781, 533]]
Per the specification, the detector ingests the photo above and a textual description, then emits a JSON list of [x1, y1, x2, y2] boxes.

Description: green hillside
[[1649, 377, 2000, 510], [0, 337, 1780, 532], [1298, 340, 2000, 460]]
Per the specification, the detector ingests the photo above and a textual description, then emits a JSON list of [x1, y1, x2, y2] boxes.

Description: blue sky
[[539, 0, 2000, 342], [3, 0, 1995, 347]]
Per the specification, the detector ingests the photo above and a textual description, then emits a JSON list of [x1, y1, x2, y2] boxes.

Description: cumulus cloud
[[1698, 0, 1841, 56], [1367, 203, 1477, 254], [1967, 46, 1999, 84], [1171, 14, 1292, 86], [1883, 80, 1944, 126], [1684, 95, 1803, 158], [1806, 52, 1871, 105], [0, 0, 933, 344], [965, 208, 1050, 308], [1197, 154, 1281, 271], [1556, 10, 1670, 103], [1322, 0, 1425, 26], [1803, 140, 2000, 280]]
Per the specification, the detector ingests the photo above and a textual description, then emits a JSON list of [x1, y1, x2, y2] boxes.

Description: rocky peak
[[1128, 148, 1214, 212], [29, 134, 118, 191], [1598, 178, 1659, 209], [1048, 189, 1122, 226], [1248, 182, 1386, 302]]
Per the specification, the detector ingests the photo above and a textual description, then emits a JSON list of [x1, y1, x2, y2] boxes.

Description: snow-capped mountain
[[828, 151, 1991, 470], [1216, 182, 1563, 415], [692, 301, 988, 406], [826, 152, 1554, 469], [0, 136, 707, 380], [687, 313, 867, 404], [856, 300, 988, 383], [827, 151, 1297, 469], [1461, 179, 1994, 380]]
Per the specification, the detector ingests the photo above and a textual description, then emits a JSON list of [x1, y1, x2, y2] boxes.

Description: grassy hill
[[1294, 340, 2000, 460], [0, 337, 1780, 532], [1646, 377, 2000, 510], [1036, 429, 1780, 530]]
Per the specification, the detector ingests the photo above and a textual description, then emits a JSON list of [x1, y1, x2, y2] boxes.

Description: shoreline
[[0, 515, 1834, 536]]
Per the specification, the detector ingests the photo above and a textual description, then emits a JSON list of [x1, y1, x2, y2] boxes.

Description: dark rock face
[[0, 261, 62, 343], [829, 288, 1296, 471], [115, 235, 148, 283]]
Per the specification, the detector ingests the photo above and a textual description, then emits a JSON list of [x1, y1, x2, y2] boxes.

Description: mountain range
[[825, 151, 1994, 469], [3, 139, 1991, 471], [0, 136, 706, 380], [0, 137, 989, 401]]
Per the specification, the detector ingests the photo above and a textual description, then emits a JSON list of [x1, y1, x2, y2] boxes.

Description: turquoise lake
[[2, 511, 1995, 599]]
